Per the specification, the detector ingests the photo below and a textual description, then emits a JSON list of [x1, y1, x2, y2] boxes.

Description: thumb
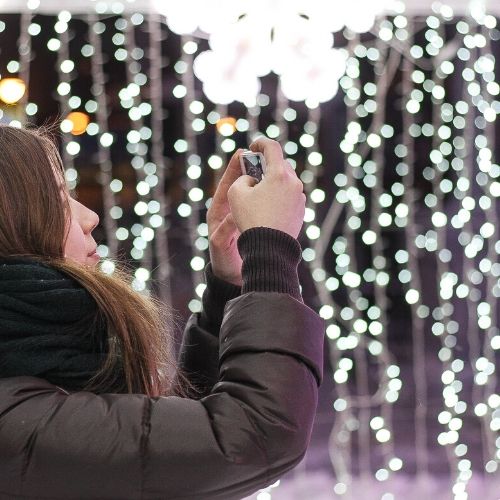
[[232, 174, 259, 191], [228, 175, 258, 210]]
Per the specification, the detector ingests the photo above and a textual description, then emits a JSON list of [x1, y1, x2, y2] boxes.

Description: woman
[[0, 125, 324, 499]]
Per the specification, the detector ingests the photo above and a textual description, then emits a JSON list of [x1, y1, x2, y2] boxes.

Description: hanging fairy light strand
[[321, 25, 405, 492], [369, 28, 398, 473], [120, 12, 154, 273], [87, 12, 119, 262], [329, 42, 364, 494], [147, 12, 175, 308], [401, 22, 430, 478], [342, 34, 373, 479], [427, 11, 462, 486], [455, 11, 499, 476], [18, 11, 32, 111], [459, 21, 491, 482], [179, 33, 207, 311], [54, 11, 77, 188], [479, 19, 500, 475]]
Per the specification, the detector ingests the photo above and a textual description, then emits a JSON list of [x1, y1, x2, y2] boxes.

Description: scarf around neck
[[0, 257, 126, 393]]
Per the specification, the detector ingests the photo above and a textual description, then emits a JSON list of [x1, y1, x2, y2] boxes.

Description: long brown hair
[[0, 124, 198, 398]]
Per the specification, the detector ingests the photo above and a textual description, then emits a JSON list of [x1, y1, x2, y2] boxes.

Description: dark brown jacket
[[0, 291, 325, 499]]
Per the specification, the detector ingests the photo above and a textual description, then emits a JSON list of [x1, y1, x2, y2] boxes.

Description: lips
[[87, 248, 97, 256]]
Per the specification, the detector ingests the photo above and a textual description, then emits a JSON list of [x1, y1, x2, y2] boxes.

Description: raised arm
[[177, 226, 306, 399]]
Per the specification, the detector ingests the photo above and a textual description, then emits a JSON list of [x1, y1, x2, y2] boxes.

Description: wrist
[[237, 227, 303, 301], [199, 262, 242, 333]]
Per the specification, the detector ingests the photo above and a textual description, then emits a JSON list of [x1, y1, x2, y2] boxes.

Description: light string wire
[[273, 84, 288, 147], [474, 17, 499, 474], [148, 12, 174, 309], [341, 25, 400, 484], [215, 103, 228, 182], [454, 10, 498, 490], [246, 101, 260, 143], [121, 12, 155, 274], [117, 11, 171, 295], [456, 14, 499, 478], [323, 30, 395, 494], [451, 11, 500, 491], [480, 21, 500, 473], [342, 32, 372, 480], [369, 24, 397, 473], [179, 33, 206, 304], [326, 37, 357, 486], [323, 32, 373, 496], [296, 91, 328, 487], [401, 19, 430, 479], [460, 19, 488, 485], [416, 6, 498, 493], [54, 12, 76, 185], [330, 27, 405, 490], [427, 11, 462, 488], [18, 11, 32, 113]]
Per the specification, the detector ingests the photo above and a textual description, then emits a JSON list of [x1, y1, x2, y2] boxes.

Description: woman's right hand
[[227, 137, 306, 240]]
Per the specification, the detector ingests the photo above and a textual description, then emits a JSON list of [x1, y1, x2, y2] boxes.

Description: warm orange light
[[216, 116, 237, 136], [0, 78, 26, 105], [67, 111, 90, 135]]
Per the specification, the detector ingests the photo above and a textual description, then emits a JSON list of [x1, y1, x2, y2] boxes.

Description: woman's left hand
[[206, 149, 244, 287]]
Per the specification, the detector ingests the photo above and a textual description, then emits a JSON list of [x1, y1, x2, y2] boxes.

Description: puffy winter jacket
[[0, 291, 325, 499]]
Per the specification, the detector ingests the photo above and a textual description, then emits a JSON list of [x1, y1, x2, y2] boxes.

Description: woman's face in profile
[[61, 185, 100, 267]]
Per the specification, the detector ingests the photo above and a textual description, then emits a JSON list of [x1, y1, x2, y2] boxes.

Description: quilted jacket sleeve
[[0, 291, 325, 500], [177, 226, 307, 400], [176, 262, 241, 399]]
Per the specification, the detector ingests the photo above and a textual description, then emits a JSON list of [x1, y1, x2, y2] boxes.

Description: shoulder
[[0, 375, 68, 397]]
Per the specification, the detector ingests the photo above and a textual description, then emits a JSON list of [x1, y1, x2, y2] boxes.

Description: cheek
[[64, 219, 86, 260]]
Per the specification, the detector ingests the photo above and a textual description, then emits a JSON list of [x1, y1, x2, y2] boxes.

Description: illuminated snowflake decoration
[[152, 0, 393, 105]]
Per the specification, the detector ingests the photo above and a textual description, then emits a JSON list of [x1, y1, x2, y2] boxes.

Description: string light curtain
[[0, 1, 498, 498]]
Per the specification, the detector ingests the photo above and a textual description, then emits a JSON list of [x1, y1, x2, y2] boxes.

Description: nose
[[85, 207, 100, 234]]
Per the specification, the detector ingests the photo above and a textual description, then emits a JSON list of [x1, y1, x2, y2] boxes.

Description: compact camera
[[239, 150, 266, 183]]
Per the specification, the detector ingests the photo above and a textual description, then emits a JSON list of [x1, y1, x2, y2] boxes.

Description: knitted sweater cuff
[[237, 226, 303, 302]]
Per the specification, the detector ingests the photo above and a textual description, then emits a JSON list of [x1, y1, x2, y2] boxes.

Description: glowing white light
[[100, 260, 115, 275], [100, 133, 113, 147], [334, 369, 349, 384], [342, 271, 361, 288], [406, 289, 419, 304], [376, 429, 391, 443], [362, 230, 377, 245], [66, 142, 80, 156], [389, 457, 403, 471]]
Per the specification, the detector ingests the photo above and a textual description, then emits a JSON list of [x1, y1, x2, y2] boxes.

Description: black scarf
[[0, 257, 126, 393]]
